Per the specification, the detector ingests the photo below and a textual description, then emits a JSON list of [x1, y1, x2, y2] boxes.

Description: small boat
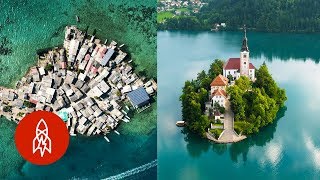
[[176, 121, 185, 127], [121, 110, 127, 114], [114, 130, 120, 135], [119, 44, 125, 48], [122, 118, 130, 123], [104, 39, 108, 44], [104, 136, 110, 142], [76, 15, 80, 22]]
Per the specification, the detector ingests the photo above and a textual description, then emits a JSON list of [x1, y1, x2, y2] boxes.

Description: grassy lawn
[[157, 11, 174, 23], [176, 8, 189, 12], [210, 128, 223, 139], [212, 123, 223, 126]]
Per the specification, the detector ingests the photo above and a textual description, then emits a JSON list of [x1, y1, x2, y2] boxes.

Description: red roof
[[94, 46, 100, 52], [224, 58, 255, 70], [214, 111, 221, 116], [29, 98, 38, 104], [85, 54, 90, 61], [91, 67, 98, 74], [60, 62, 66, 69], [249, 63, 255, 69], [210, 74, 228, 86], [98, 47, 107, 58], [212, 89, 227, 98]]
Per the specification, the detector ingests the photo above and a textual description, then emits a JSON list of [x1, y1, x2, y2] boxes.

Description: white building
[[211, 88, 227, 108], [223, 27, 256, 81]]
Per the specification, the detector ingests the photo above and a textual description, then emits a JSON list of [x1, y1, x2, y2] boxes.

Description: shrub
[[210, 128, 223, 139], [23, 101, 35, 108], [3, 105, 12, 112], [17, 112, 24, 117], [45, 64, 54, 71], [234, 121, 254, 135]]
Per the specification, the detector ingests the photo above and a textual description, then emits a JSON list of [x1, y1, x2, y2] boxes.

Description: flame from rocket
[[32, 119, 51, 157]]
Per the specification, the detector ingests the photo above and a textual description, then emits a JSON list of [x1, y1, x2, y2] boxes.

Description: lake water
[[158, 31, 320, 179], [0, 0, 156, 179]]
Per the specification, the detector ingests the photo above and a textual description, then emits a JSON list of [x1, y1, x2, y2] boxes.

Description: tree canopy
[[180, 59, 224, 136], [228, 64, 287, 135], [180, 60, 286, 137], [159, 0, 320, 32]]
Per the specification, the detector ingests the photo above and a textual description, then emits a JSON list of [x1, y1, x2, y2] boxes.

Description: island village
[[204, 28, 254, 143], [0, 26, 157, 140]]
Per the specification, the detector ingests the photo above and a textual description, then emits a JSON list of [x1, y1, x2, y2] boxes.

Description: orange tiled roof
[[210, 74, 228, 86], [212, 88, 227, 98]]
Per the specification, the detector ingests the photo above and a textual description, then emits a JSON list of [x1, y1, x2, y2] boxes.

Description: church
[[209, 27, 256, 109], [222, 28, 256, 81]]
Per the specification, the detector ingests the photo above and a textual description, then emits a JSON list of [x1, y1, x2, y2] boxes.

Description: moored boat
[[176, 121, 185, 127]]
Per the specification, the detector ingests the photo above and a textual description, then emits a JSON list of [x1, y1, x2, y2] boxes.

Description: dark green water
[[0, 0, 156, 179], [158, 31, 320, 179]]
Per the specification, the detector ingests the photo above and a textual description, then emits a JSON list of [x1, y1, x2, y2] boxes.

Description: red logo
[[15, 111, 69, 165]]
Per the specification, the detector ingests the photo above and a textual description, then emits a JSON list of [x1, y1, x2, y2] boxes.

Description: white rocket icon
[[32, 119, 52, 157]]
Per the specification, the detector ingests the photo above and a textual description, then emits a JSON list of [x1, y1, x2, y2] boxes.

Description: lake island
[[0, 26, 157, 140], [180, 27, 287, 143]]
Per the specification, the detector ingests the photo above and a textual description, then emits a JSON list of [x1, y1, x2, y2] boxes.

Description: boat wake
[[103, 159, 157, 180]]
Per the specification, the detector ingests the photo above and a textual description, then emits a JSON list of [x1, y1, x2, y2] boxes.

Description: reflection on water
[[158, 31, 320, 179], [162, 31, 320, 63], [248, 33, 320, 63], [212, 143, 228, 156], [181, 129, 210, 158], [181, 100, 286, 163], [263, 141, 283, 168], [229, 107, 286, 163], [304, 134, 320, 170]]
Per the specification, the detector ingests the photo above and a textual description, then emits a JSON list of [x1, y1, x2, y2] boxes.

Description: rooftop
[[224, 58, 255, 70], [210, 74, 228, 86], [127, 87, 150, 107], [212, 88, 227, 98]]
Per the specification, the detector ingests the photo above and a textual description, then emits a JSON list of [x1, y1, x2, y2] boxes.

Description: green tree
[[23, 101, 35, 108], [227, 85, 246, 121], [3, 105, 12, 112], [254, 63, 287, 107], [198, 88, 208, 111], [44, 64, 53, 71], [235, 76, 251, 91], [190, 115, 210, 137], [227, 74, 233, 82], [213, 102, 225, 114], [159, 0, 320, 33], [196, 70, 212, 90], [208, 59, 224, 79], [227, 63, 287, 135]]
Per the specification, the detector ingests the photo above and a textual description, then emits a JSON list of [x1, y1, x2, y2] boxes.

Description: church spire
[[241, 25, 249, 52]]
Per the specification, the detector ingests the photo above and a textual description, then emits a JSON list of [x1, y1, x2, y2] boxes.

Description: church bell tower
[[240, 25, 249, 77]]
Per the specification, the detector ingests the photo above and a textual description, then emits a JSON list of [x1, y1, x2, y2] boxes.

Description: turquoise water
[[158, 31, 320, 179], [0, 0, 156, 179]]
